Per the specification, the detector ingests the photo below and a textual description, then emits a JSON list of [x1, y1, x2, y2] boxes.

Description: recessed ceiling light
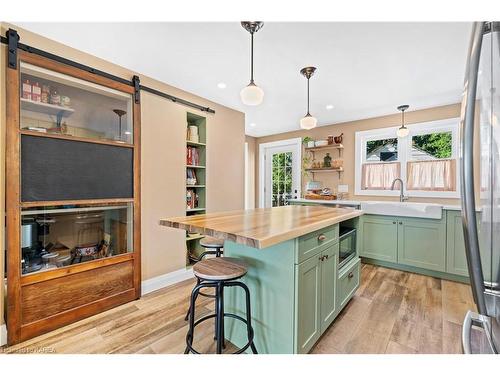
[[217, 82, 227, 89], [326, 104, 334, 110], [249, 123, 256, 127]]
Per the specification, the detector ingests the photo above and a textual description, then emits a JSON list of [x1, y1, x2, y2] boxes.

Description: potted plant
[[303, 136, 315, 148]]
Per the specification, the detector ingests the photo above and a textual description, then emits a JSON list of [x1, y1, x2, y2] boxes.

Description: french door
[[261, 139, 301, 208]]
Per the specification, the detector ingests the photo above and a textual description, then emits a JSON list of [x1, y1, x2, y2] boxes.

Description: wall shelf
[[305, 144, 343, 152], [21, 97, 75, 117], [305, 167, 344, 178], [187, 140, 206, 147], [305, 143, 343, 157], [186, 207, 206, 212], [186, 165, 205, 169], [185, 112, 207, 266], [186, 233, 205, 242]]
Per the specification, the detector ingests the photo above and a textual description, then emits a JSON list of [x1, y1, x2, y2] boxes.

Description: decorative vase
[[323, 153, 332, 168]]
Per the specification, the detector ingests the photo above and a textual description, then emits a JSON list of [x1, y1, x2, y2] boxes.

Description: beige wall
[[245, 135, 257, 209], [254, 103, 479, 206], [0, 23, 245, 326]]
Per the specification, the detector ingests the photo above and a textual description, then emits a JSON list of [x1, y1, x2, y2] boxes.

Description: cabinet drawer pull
[[392, 221, 396, 224], [348, 271, 354, 279], [324, 254, 329, 260], [318, 234, 326, 241], [399, 222, 403, 225], [319, 255, 325, 261]]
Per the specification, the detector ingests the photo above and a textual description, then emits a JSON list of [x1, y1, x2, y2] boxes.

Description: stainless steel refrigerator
[[461, 21, 500, 354]]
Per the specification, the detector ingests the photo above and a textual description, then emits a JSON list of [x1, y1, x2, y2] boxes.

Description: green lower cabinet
[[359, 215, 398, 262], [320, 243, 338, 334], [397, 217, 446, 272], [295, 255, 321, 354], [446, 210, 469, 276], [295, 242, 339, 354]]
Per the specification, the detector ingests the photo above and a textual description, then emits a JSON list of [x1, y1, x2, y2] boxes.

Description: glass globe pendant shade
[[240, 82, 264, 106], [300, 114, 318, 130], [397, 126, 410, 138]]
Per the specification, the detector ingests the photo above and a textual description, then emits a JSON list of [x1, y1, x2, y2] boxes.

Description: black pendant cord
[[401, 109, 406, 128], [1, 30, 215, 114]]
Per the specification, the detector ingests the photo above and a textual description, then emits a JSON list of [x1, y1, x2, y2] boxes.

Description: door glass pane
[[271, 151, 293, 207], [20, 203, 133, 275], [20, 62, 133, 144]]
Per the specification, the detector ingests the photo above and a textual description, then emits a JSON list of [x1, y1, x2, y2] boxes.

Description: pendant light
[[240, 21, 264, 106], [300, 66, 318, 130], [396, 105, 410, 138]]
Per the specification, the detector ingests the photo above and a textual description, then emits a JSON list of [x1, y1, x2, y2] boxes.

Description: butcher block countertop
[[160, 205, 363, 249]]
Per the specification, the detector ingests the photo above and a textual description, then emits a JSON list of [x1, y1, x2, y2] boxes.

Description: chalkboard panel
[[21, 135, 133, 202]]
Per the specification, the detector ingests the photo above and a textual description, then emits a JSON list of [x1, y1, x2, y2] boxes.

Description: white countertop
[[289, 198, 480, 212]]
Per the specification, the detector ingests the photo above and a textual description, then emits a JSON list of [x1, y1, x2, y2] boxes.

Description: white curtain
[[361, 162, 401, 190], [407, 159, 456, 191]]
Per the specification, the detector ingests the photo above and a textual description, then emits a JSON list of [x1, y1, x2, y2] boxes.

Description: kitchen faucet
[[391, 178, 409, 202]]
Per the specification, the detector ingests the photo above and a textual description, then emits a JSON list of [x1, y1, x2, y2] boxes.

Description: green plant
[[302, 136, 313, 145]]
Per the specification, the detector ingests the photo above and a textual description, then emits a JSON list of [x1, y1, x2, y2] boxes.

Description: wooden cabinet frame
[[6, 50, 141, 345]]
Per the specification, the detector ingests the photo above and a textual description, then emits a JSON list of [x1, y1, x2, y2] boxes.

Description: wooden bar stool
[[184, 236, 225, 321], [184, 257, 258, 354]]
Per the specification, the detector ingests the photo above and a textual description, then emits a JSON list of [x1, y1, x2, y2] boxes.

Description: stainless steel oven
[[339, 227, 356, 269]]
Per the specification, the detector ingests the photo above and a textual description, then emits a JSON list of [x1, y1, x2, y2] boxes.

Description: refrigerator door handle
[[462, 310, 498, 354], [460, 21, 488, 315]]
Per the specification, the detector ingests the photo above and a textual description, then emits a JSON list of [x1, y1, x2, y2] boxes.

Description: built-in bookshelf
[[185, 112, 207, 265]]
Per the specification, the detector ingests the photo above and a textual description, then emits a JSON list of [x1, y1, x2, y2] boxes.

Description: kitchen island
[[160, 205, 363, 353]]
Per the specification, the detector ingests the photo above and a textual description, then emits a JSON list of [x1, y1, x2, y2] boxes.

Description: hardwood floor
[[311, 264, 477, 354], [2, 264, 477, 354]]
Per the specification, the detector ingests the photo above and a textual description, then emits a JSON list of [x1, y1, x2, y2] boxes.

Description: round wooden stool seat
[[193, 257, 247, 281], [200, 236, 225, 249]]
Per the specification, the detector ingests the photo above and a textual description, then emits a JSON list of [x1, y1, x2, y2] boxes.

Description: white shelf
[[186, 185, 206, 188], [21, 98, 75, 117]]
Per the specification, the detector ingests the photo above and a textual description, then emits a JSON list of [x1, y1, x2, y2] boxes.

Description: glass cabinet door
[[20, 62, 133, 144], [20, 203, 133, 275]]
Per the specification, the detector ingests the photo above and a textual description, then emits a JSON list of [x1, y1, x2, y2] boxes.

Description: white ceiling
[[17, 22, 472, 137]]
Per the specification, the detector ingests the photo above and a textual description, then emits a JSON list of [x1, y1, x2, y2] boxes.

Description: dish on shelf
[[314, 140, 328, 147]]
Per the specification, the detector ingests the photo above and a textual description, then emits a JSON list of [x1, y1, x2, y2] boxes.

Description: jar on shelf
[[50, 88, 61, 105], [22, 79, 32, 100], [32, 82, 41, 102], [41, 84, 50, 103]]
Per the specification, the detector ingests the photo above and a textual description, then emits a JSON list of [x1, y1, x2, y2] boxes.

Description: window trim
[[355, 117, 460, 198]]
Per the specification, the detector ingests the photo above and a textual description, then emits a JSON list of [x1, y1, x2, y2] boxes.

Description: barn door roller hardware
[[1, 28, 215, 113], [6, 29, 19, 69]]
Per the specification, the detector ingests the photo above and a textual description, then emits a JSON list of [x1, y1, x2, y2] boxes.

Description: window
[[355, 118, 460, 198]]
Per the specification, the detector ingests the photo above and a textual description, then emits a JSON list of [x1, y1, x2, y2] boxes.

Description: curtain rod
[[1, 30, 216, 114]]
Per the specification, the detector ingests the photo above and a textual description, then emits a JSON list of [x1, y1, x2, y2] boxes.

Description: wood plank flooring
[[2, 264, 477, 354]]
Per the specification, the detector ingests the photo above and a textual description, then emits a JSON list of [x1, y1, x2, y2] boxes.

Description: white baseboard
[[0, 324, 6, 346], [141, 267, 194, 296]]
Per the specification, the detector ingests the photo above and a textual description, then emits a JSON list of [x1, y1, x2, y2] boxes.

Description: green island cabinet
[[224, 219, 361, 354], [359, 210, 473, 281]]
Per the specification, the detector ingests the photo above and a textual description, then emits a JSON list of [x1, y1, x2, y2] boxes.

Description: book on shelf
[[186, 146, 200, 166], [186, 168, 198, 185], [186, 189, 199, 210]]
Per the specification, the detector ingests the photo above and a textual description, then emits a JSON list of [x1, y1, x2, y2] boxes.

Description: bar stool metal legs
[[184, 244, 223, 322], [184, 279, 258, 354]]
